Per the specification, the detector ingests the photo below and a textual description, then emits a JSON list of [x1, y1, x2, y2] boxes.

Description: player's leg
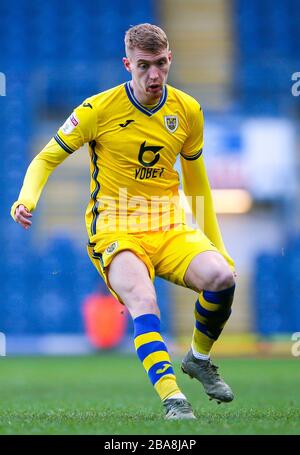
[[181, 250, 235, 402], [107, 250, 195, 419], [184, 251, 235, 357], [108, 250, 157, 318], [184, 250, 235, 359], [151, 227, 235, 403]]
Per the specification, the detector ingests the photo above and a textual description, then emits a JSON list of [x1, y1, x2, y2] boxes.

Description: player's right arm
[[11, 100, 98, 228], [11, 138, 72, 228]]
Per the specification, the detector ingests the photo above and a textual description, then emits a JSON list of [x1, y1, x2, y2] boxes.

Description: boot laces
[[202, 360, 221, 381]]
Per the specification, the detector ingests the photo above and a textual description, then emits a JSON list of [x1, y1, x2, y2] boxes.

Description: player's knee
[[135, 293, 158, 313], [125, 286, 159, 316], [204, 266, 235, 291]]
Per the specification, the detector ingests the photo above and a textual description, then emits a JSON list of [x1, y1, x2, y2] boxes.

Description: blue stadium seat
[[254, 232, 300, 335], [234, 0, 300, 114]]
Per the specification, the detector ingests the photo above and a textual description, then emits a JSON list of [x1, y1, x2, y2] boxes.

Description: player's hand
[[14, 204, 32, 230]]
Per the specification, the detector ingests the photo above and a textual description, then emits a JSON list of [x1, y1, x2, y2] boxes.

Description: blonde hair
[[125, 23, 169, 56]]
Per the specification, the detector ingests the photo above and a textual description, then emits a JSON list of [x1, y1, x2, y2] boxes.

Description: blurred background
[[0, 0, 299, 356]]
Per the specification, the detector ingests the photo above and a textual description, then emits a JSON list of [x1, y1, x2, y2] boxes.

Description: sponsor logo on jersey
[[105, 241, 118, 255], [61, 112, 79, 135], [135, 167, 165, 180], [164, 115, 178, 133]]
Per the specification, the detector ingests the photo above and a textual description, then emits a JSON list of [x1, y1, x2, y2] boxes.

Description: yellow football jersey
[[54, 82, 204, 239]]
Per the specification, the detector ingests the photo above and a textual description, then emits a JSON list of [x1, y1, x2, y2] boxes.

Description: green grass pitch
[[0, 355, 299, 435]]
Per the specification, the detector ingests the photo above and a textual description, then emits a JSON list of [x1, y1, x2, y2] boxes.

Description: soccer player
[[11, 23, 236, 420]]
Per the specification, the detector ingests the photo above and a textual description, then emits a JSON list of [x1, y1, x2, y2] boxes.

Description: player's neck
[[130, 81, 161, 106]]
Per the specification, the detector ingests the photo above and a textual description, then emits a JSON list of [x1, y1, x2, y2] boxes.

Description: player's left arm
[[180, 102, 235, 270]]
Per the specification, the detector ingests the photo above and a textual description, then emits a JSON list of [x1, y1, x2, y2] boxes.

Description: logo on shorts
[[164, 115, 178, 133], [105, 241, 118, 255]]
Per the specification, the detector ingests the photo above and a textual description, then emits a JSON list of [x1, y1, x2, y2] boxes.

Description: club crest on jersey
[[105, 242, 118, 255], [61, 112, 79, 135], [164, 115, 178, 133]]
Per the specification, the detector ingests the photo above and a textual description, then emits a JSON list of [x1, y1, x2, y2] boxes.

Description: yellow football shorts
[[87, 223, 221, 303]]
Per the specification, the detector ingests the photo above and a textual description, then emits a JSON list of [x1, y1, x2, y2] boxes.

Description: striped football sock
[[192, 285, 235, 355], [133, 313, 183, 401]]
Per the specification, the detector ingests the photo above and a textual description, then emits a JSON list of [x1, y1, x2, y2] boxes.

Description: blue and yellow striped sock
[[192, 285, 235, 355], [134, 313, 182, 401]]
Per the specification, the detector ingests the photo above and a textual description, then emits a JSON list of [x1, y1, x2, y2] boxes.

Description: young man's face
[[123, 47, 172, 104]]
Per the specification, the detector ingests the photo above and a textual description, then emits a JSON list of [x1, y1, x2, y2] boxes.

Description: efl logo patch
[[164, 115, 178, 133], [61, 112, 79, 135], [70, 113, 78, 126], [105, 241, 118, 255]]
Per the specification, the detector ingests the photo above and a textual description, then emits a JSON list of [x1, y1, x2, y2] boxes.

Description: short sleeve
[[181, 103, 204, 161], [54, 99, 98, 154]]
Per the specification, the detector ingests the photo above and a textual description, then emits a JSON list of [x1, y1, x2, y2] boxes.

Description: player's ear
[[123, 57, 132, 73], [168, 50, 172, 64]]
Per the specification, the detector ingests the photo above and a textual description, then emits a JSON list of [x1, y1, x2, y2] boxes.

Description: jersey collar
[[125, 81, 167, 117]]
